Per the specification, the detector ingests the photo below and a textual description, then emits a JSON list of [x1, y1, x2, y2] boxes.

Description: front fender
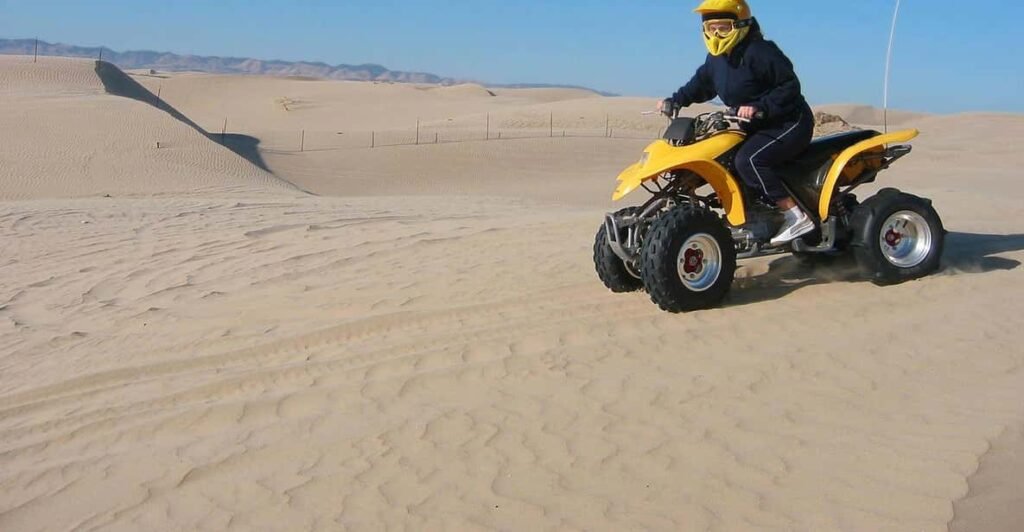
[[613, 135, 748, 226]]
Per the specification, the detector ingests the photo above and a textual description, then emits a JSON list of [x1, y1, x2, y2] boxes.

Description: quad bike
[[594, 102, 945, 312]]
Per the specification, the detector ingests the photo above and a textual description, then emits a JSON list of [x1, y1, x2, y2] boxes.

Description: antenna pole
[[883, 0, 902, 134]]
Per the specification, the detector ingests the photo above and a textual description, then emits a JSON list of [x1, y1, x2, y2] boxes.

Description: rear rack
[[840, 144, 913, 195]]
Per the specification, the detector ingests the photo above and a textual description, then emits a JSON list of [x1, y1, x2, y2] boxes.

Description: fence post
[[98, 48, 103, 62], [34, 38, 38, 63], [156, 86, 162, 109], [221, 118, 227, 143], [300, 129, 305, 152], [371, 130, 375, 148], [435, 132, 438, 144]]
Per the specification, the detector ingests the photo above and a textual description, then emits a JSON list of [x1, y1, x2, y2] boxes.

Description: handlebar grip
[[726, 107, 766, 120], [661, 98, 677, 118]]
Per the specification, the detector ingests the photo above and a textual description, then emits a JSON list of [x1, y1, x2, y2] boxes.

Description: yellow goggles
[[702, 18, 751, 37], [702, 19, 737, 36]]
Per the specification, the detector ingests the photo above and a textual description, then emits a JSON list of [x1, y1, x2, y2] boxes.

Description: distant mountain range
[[0, 38, 616, 95]]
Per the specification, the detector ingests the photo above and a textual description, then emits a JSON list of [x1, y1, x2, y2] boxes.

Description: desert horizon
[[1, 50, 1023, 531]]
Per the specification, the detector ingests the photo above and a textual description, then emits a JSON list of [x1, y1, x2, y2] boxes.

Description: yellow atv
[[594, 103, 944, 312]]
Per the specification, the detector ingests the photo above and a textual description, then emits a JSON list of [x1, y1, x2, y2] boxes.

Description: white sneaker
[[770, 208, 815, 246]]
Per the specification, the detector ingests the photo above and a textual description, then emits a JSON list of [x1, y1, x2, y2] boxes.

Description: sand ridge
[[0, 56, 297, 200]]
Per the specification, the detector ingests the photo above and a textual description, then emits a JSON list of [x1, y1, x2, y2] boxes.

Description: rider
[[660, 0, 815, 245]]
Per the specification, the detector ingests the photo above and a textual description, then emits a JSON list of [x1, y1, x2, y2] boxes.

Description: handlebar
[[659, 100, 766, 121]]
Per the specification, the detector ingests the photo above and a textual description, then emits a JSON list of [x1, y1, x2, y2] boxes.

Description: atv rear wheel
[[640, 207, 737, 312], [851, 189, 945, 285], [594, 207, 643, 293]]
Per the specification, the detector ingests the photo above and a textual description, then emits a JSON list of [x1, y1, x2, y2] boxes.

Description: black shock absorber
[[832, 195, 861, 245], [831, 194, 859, 218], [832, 198, 850, 218]]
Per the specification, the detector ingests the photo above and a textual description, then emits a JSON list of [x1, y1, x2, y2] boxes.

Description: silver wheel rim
[[879, 211, 933, 268], [677, 233, 722, 292]]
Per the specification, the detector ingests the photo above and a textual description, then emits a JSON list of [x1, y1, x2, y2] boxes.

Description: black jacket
[[672, 32, 810, 124]]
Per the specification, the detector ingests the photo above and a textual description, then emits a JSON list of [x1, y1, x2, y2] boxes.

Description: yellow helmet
[[694, 0, 753, 56], [693, 0, 752, 20]]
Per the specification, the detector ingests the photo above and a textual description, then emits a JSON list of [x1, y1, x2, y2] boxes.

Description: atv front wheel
[[594, 207, 643, 293], [851, 189, 945, 285], [640, 207, 737, 312]]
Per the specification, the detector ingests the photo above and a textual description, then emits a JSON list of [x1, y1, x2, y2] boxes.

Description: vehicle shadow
[[724, 232, 1023, 308], [942, 232, 1024, 273]]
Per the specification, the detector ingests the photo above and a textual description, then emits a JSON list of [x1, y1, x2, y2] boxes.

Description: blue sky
[[2, 0, 1022, 113]]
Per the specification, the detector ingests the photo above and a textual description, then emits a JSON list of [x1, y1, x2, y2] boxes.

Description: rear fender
[[818, 129, 919, 219], [613, 136, 748, 226]]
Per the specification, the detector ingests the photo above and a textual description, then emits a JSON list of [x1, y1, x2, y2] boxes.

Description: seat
[[779, 129, 880, 215], [793, 129, 880, 168]]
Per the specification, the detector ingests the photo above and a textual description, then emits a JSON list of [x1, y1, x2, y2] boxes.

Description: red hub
[[683, 247, 704, 275], [884, 229, 902, 248]]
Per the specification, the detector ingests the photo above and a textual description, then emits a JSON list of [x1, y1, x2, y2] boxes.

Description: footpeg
[[790, 217, 839, 253]]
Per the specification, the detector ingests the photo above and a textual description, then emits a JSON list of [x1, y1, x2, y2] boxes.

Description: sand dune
[[129, 72, 608, 135], [1, 58, 1023, 531], [0, 56, 296, 200], [489, 86, 602, 102], [428, 83, 497, 98]]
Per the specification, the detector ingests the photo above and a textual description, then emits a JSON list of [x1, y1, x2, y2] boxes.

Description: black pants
[[734, 109, 814, 203]]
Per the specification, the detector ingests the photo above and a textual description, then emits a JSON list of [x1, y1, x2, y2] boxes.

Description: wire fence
[[16, 54, 671, 155], [24, 56, 670, 154], [198, 112, 666, 154]]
